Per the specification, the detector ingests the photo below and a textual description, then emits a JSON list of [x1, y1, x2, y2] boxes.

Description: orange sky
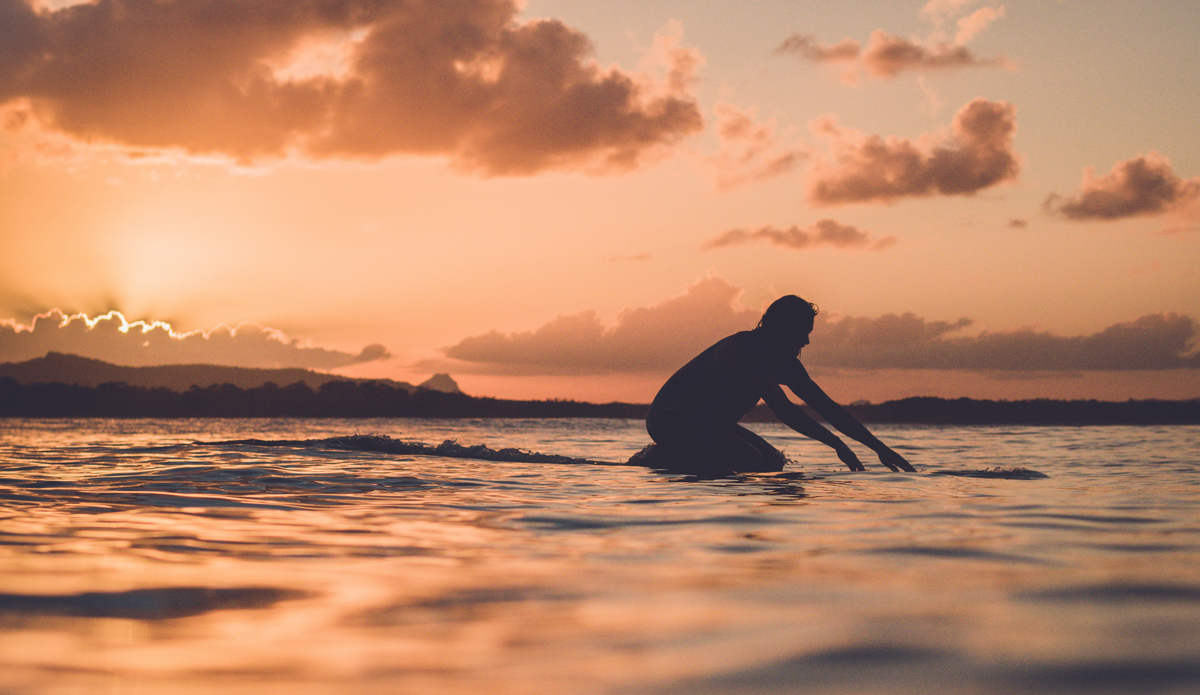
[[2, 0, 1199, 404]]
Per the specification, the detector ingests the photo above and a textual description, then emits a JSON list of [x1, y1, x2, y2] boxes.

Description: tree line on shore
[[0, 377, 646, 419], [2, 376, 1198, 424]]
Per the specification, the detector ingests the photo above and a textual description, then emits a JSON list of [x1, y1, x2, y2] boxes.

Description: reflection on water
[[1, 419, 1199, 694]]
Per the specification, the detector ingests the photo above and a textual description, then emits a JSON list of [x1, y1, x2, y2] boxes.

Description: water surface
[[2, 418, 1198, 694]]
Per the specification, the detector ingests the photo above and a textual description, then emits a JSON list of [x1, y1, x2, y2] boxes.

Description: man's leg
[[646, 419, 786, 474], [705, 427, 767, 473], [729, 425, 787, 472]]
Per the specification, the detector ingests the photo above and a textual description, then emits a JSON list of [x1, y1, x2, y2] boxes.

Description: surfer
[[643, 295, 915, 474]]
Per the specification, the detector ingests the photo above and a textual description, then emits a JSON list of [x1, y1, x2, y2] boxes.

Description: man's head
[[757, 295, 818, 356]]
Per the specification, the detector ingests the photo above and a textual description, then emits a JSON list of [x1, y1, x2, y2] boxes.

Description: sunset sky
[[2, 0, 1199, 404]]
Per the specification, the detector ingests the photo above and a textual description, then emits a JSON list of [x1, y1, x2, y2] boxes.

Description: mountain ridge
[[0, 351, 437, 393]]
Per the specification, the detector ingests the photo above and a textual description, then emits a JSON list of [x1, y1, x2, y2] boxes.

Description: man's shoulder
[[722, 329, 760, 347], [708, 330, 762, 356]]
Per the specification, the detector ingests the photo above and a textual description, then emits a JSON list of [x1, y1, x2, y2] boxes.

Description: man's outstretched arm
[[781, 365, 915, 472], [761, 385, 866, 471]]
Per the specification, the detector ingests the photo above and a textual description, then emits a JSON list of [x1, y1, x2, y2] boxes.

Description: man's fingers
[[880, 451, 916, 472]]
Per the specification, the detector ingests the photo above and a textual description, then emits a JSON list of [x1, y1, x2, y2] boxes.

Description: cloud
[[921, 0, 978, 22], [0, 0, 703, 175], [859, 30, 1002, 79], [921, 1, 1007, 42], [953, 6, 1006, 45], [703, 219, 895, 251], [423, 278, 1200, 377], [775, 35, 861, 63], [778, 31, 1001, 78], [777, 3, 1006, 81], [806, 98, 1019, 205], [806, 312, 1200, 371], [706, 102, 808, 189], [0, 309, 389, 369], [429, 276, 761, 374], [1044, 153, 1200, 222]]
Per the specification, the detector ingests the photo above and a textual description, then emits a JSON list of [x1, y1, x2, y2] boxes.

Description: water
[[1, 418, 1199, 694]]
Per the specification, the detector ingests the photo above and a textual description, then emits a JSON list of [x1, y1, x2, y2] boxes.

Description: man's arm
[[760, 384, 865, 471], [780, 363, 915, 472]]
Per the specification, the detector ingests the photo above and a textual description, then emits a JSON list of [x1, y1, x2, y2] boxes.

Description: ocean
[[1, 418, 1199, 694]]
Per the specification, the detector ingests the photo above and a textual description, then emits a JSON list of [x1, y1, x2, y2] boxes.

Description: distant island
[[1, 352, 1198, 424], [0, 351, 443, 393]]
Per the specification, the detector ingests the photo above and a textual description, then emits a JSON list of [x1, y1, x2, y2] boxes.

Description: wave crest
[[229, 434, 609, 465]]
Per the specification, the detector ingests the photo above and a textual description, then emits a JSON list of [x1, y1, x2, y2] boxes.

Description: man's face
[[783, 318, 814, 357]]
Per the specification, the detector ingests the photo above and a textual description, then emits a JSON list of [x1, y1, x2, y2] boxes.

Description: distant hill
[[2, 353, 1198, 424], [0, 352, 424, 393], [418, 373, 462, 394]]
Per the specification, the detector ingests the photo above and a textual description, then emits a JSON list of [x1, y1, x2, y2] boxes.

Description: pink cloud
[[706, 103, 808, 189], [954, 6, 1006, 44], [1044, 152, 1200, 222], [806, 98, 1019, 205], [0, 0, 703, 175], [0, 309, 388, 369], [430, 276, 761, 374], [703, 219, 895, 251]]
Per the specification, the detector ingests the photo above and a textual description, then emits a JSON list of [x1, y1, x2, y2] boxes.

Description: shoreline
[[2, 377, 1198, 425]]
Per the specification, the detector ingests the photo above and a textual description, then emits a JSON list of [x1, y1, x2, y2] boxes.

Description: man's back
[[648, 331, 776, 433]]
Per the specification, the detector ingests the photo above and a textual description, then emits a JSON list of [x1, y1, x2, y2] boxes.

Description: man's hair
[[758, 295, 818, 332]]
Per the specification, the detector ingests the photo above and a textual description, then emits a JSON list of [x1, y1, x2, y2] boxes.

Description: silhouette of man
[[645, 295, 915, 474]]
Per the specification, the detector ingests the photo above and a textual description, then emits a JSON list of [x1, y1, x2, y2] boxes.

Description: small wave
[[929, 467, 1049, 479], [222, 434, 614, 466], [1019, 582, 1200, 603], [0, 586, 311, 621]]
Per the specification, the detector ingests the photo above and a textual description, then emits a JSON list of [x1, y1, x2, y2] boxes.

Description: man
[[643, 295, 914, 474]]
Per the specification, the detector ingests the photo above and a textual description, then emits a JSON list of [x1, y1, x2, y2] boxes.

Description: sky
[[2, 0, 1200, 404]]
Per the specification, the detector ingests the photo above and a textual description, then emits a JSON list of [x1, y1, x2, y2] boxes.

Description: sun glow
[[4, 309, 195, 339], [33, 0, 94, 10]]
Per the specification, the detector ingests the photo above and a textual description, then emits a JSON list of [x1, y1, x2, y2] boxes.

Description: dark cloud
[[425, 279, 1200, 376], [860, 30, 1000, 78], [775, 34, 861, 63], [0, 309, 389, 369], [1044, 153, 1200, 221], [807, 98, 1019, 205], [776, 29, 1003, 80], [0, 0, 703, 174], [703, 219, 895, 251]]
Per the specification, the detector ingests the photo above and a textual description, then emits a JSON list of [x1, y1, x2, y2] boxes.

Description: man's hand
[[835, 443, 866, 472], [877, 447, 916, 472]]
